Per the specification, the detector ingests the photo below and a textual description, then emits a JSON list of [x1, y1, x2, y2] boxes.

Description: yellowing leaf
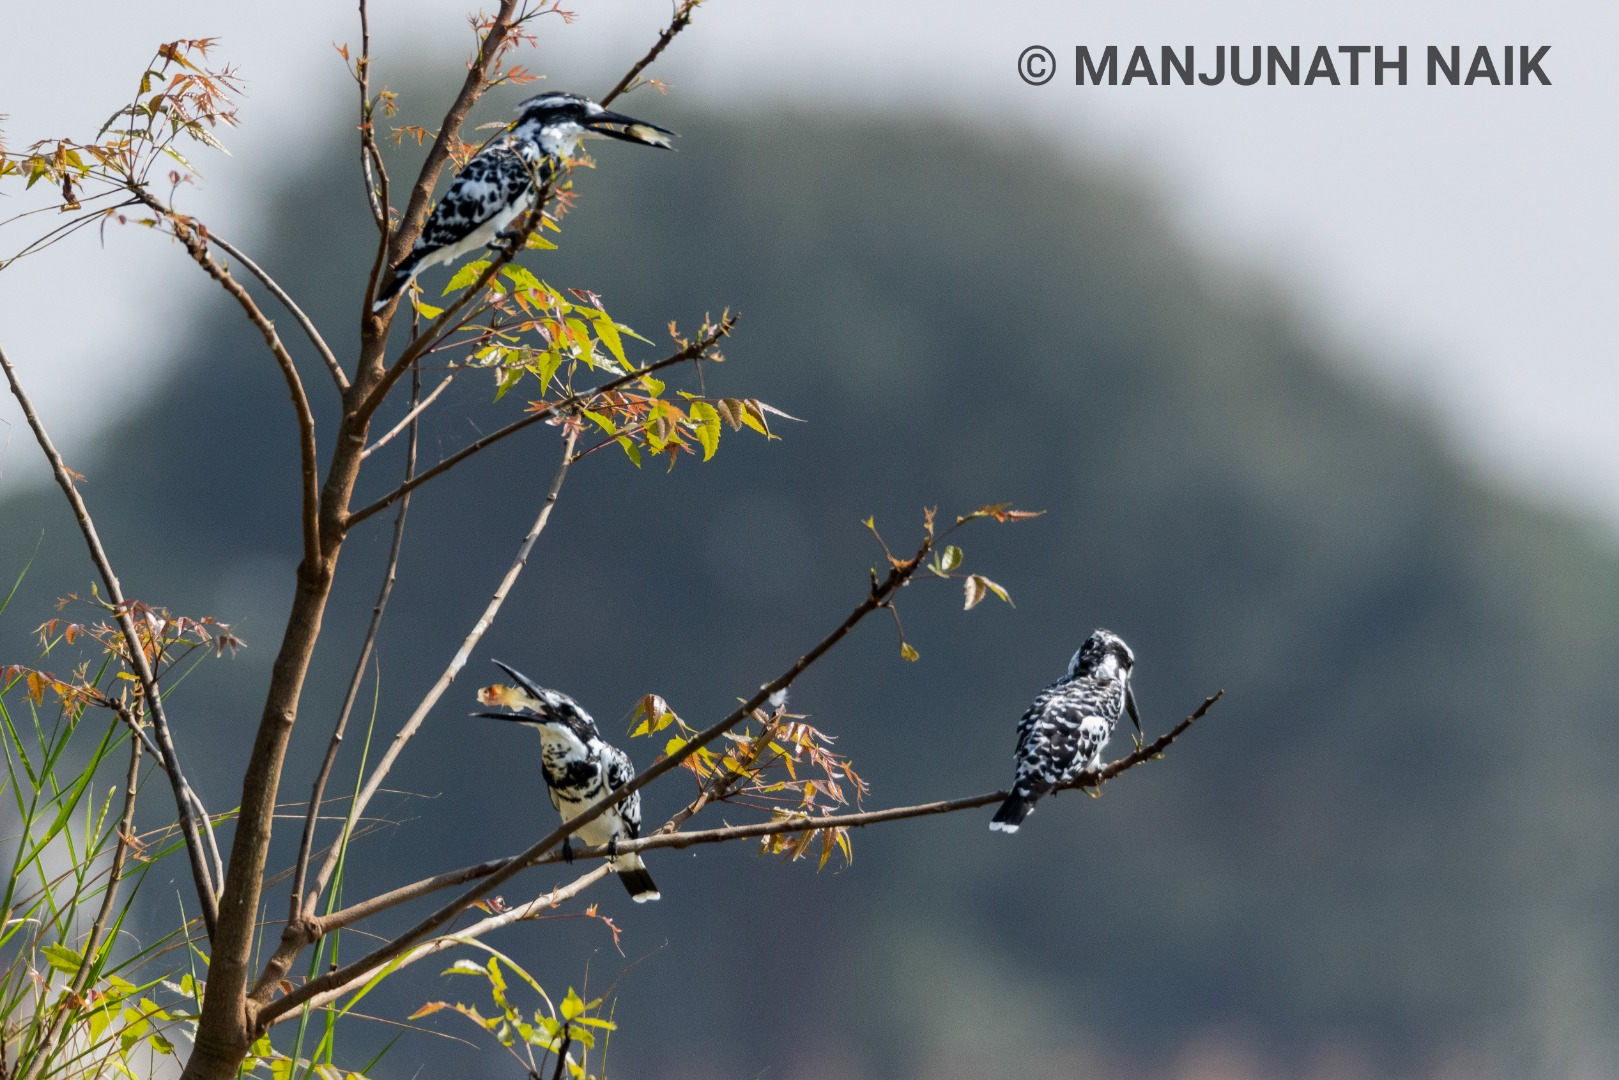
[[964, 575, 986, 610], [900, 642, 920, 662], [442, 258, 491, 294], [964, 574, 1012, 610], [689, 401, 721, 461]]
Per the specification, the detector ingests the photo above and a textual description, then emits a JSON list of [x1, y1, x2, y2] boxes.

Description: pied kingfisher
[[474, 659, 660, 902], [989, 629, 1142, 834], [373, 92, 674, 312]]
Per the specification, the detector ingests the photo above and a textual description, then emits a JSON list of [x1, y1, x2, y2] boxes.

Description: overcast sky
[[3, 1, 1615, 531]]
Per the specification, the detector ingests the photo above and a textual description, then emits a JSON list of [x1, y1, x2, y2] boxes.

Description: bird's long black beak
[[585, 109, 676, 149], [1125, 684, 1143, 738], [490, 658, 546, 700], [472, 711, 532, 724]]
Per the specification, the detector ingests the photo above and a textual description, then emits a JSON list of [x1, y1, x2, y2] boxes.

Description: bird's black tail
[[371, 254, 421, 313], [614, 856, 660, 903], [989, 791, 1032, 833]]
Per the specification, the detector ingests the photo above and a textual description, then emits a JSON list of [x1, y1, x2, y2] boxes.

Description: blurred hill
[[4, 106, 1619, 1079]]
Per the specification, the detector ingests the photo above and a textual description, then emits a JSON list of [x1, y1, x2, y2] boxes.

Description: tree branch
[[600, 0, 701, 106], [289, 364, 420, 922], [345, 316, 733, 528], [205, 232, 348, 393], [0, 343, 220, 937], [308, 692, 1223, 935], [260, 527, 938, 1028], [356, 0, 394, 309], [130, 191, 322, 571], [381, 0, 521, 286], [264, 865, 614, 1027], [361, 370, 454, 460], [252, 425, 581, 1003]]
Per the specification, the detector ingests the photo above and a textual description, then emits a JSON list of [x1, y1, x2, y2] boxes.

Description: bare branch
[[361, 370, 454, 459], [265, 865, 614, 1027], [601, 0, 701, 106], [0, 342, 220, 937], [130, 191, 322, 571], [205, 232, 348, 393], [357, 0, 394, 308], [289, 364, 420, 921], [346, 315, 734, 528]]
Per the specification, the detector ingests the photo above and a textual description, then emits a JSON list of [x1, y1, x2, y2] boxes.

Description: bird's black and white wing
[[990, 679, 1118, 833], [372, 140, 550, 310], [595, 742, 658, 902]]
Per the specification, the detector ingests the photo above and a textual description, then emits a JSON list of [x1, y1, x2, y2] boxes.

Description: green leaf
[[689, 401, 722, 461], [563, 317, 594, 363], [639, 374, 665, 397], [939, 545, 964, 572], [616, 436, 642, 467], [501, 264, 543, 293], [523, 232, 558, 250], [41, 942, 82, 975], [442, 258, 491, 294], [492, 365, 524, 403], [441, 959, 486, 977], [581, 409, 617, 435], [900, 642, 920, 662], [591, 313, 627, 367], [560, 988, 586, 1021], [411, 297, 444, 319]]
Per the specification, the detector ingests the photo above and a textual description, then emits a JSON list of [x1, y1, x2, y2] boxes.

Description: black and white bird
[[473, 659, 660, 902], [372, 92, 674, 312], [989, 629, 1142, 834]]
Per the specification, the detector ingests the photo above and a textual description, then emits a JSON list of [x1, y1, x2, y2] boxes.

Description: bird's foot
[[561, 837, 575, 864], [607, 837, 619, 860], [487, 230, 522, 257]]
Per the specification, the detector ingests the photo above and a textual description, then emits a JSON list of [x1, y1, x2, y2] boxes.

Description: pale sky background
[[2, 1, 1615, 532]]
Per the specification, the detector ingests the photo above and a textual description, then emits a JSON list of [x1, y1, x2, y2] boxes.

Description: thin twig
[[600, 0, 701, 106], [205, 233, 348, 393], [17, 736, 143, 1080], [361, 371, 454, 459], [130, 191, 323, 572], [0, 343, 219, 937], [357, 0, 394, 306], [289, 363, 421, 921], [109, 699, 225, 898], [346, 317, 733, 528], [264, 866, 614, 1027]]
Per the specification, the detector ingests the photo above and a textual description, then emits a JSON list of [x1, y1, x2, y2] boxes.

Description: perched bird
[[473, 659, 660, 902], [989, 629, 1142, 834], [373, 92, 674, 312]]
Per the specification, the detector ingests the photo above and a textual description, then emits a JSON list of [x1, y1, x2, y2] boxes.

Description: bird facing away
[[473, 659, 660, 902], [989, 629, 1142, 834], [372, 92, 674, 312]]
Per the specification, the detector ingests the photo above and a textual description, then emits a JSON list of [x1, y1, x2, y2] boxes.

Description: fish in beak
[[585, 108, 677, 150]]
